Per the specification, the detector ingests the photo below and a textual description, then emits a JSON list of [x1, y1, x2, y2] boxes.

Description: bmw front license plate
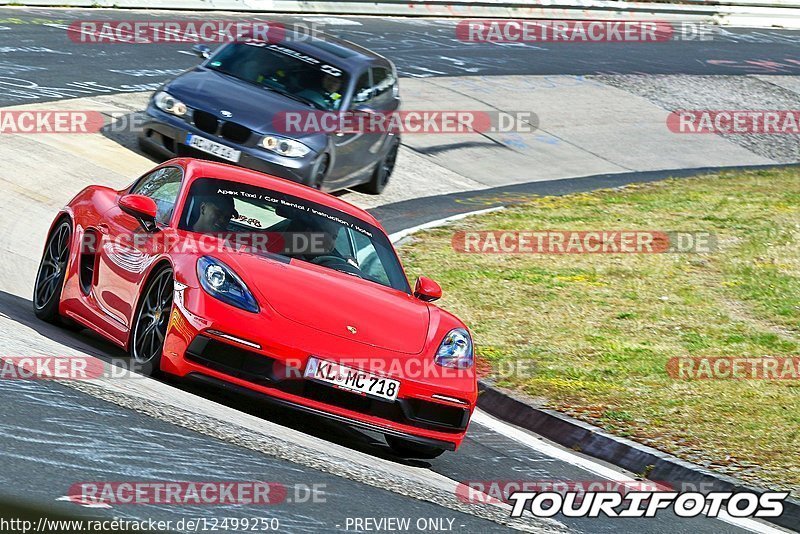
[[304, 357, 400, 402], [186, 133, 241, 163]]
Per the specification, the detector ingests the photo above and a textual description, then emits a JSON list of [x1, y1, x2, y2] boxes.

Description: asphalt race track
[[0, 7, 798, 534], [2, 8, 800, 108], [2, 282, 783, 533]]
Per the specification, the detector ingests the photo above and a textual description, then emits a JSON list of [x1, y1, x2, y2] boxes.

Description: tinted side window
[[371, 67, 396, 109], [351, 70, 372, 107], [130, 167, 183, 225]]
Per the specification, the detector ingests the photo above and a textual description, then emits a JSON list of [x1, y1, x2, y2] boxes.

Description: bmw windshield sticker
[[244, 41, 343, 77]]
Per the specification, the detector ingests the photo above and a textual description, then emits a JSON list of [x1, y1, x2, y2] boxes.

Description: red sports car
[[33, 158, 476, 457]]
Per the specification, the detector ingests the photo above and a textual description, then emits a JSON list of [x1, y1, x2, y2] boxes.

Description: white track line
[[473, 410, 788, 534], [388, 206, 503, 243]]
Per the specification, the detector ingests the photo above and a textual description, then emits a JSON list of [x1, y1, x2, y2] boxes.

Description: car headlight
[[260, 136, 311, 158], [153, 91, 188, 117], [197, 256, 259, 313], [434, 328, 474, 369]]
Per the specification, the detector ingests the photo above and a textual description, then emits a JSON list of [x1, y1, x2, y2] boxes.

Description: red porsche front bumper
[[160, 284, 477, 451]]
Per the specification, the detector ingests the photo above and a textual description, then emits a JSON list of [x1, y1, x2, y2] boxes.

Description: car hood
[[165, 68, 326, 150], [227, 253, 430, 355]]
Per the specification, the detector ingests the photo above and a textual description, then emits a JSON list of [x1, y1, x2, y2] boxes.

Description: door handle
[[97, 223, 109, 234]]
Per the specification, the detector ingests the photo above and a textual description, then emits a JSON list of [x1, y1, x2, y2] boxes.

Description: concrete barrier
[[2, 0, 800, 29]]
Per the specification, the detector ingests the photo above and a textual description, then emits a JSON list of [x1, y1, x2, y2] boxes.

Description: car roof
[[177, 158, 383, 229], [250, 31, 391, 72]]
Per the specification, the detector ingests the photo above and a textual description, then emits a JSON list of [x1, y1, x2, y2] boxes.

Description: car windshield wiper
[[265, 86, 322, 110], [207, 65, 241, 80]]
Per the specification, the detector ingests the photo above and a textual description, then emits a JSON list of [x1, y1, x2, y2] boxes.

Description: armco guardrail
[[1, 1, 798, 29]]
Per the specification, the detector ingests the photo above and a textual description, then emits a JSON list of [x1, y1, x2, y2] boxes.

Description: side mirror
[[192, 44, 211, 59], [335, 106, 377, 137], [119, 194, 159, 232], [414, 276, 442, 302], [353, 104, 377, 116]]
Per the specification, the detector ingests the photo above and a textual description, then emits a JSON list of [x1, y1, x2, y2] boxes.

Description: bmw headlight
[[260, 135, 311, 158], [434, 328, 474, 369], [197, 256, 259, 313], [154, 91, 188, 117]]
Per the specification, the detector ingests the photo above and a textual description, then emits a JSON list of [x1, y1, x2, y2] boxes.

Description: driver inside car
[[321, 73, 344, 109], [297, 73, 344, 111], [190, 194, 238, 233], [275, 208, 355, 267]]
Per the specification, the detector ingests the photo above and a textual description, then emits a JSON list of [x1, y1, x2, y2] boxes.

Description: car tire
[[130, 265, 174, 377], [33, 218, 72, 323], [359, 138, 399, 195], [137, 136, 166, 161], [310, 153, 330, 190], [137, 136, 154, 156], [386, 436, 446, 459]]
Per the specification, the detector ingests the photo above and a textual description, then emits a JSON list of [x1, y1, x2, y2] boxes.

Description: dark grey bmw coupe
[[138, 33, 401, 194]]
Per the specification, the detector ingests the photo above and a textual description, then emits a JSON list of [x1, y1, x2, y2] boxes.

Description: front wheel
[[359, 138, 399, 195], [386, 436, 446, 459], [130, 266, 173, 376], [310, 153, 330, 190], [33, 219, 72, 323]]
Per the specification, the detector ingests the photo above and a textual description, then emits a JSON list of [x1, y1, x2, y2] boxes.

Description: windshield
[[180, 178, 410, 293], [206, 42, 348, 111]]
